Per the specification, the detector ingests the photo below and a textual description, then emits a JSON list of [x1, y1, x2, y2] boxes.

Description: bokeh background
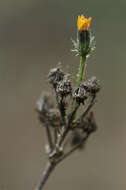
[[0, 0, 126, 189]]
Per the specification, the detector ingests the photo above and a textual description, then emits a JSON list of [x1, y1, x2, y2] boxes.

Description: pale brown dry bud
[[82, 76, 100, 95], [48, 67, 64, 89], [56, 74, 72, 96], [72, 84, 87, 104]]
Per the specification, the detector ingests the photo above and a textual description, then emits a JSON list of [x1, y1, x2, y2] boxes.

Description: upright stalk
[[77, 55, 86, 86], [73, 54, 86, 115], [35, 14, 99, 190]]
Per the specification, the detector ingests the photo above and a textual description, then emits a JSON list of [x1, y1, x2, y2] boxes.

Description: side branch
[[57, 103, 80, 147], [45, 126, 54, 151], [57, 133, 89, 164]]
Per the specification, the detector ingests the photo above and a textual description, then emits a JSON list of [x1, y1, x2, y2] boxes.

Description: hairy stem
[[77, 55, 86, 86]]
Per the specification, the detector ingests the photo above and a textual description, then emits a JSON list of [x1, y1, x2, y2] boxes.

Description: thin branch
[[56, 133, 89, 164], [54, 128, 57, 144], [45, 126, 54, 151], [80, 95, 96, 119], [35, 161, 56, 190], [57, 103, 80, 147], [55, 90, 66, 126]]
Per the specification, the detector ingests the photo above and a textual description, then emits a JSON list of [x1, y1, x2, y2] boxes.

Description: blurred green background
[[0, 0, 126, 189]]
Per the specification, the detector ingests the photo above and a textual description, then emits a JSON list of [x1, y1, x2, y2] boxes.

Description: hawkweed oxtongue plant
[[35, 14, 100, 190]]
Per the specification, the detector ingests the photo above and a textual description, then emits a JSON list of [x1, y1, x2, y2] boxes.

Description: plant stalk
[[35, 161, 56, 190], [73, 54, 86, 117], [77, 55, 86, 86]]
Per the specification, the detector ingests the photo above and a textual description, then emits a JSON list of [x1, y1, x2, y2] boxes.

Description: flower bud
[[78, 30, 90, 56], [77, 15, 92, 56]]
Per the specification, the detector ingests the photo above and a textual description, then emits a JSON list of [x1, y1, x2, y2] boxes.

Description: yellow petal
[[77, 15, 92, 31]]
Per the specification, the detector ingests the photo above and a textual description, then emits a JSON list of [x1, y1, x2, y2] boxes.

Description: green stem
[[73, 55, 86, 118], [77, 55, 86, 86]]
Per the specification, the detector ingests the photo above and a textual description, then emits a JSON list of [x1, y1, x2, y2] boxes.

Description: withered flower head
[[56, 74, 72, 96], [77, 15, 92, 31], [36, 92, 52, 113], [72, 84, 87, 104], [48, 68, 64, 88], [83, 76, 100, 95]]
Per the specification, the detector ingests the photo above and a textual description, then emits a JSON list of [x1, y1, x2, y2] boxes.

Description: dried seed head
[[72, 84, 87, 104], [36, 92, 52, 113], [48, 67, 64, 88], [56, 74, 72, 96], [36, 93, 62, 127], [83, 76, 100, 95]]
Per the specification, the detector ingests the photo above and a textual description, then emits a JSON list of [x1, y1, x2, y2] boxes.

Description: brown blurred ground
[[0, 0, 126, 190]]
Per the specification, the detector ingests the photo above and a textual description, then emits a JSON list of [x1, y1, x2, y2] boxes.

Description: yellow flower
[[77, 15, 92, 31]]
